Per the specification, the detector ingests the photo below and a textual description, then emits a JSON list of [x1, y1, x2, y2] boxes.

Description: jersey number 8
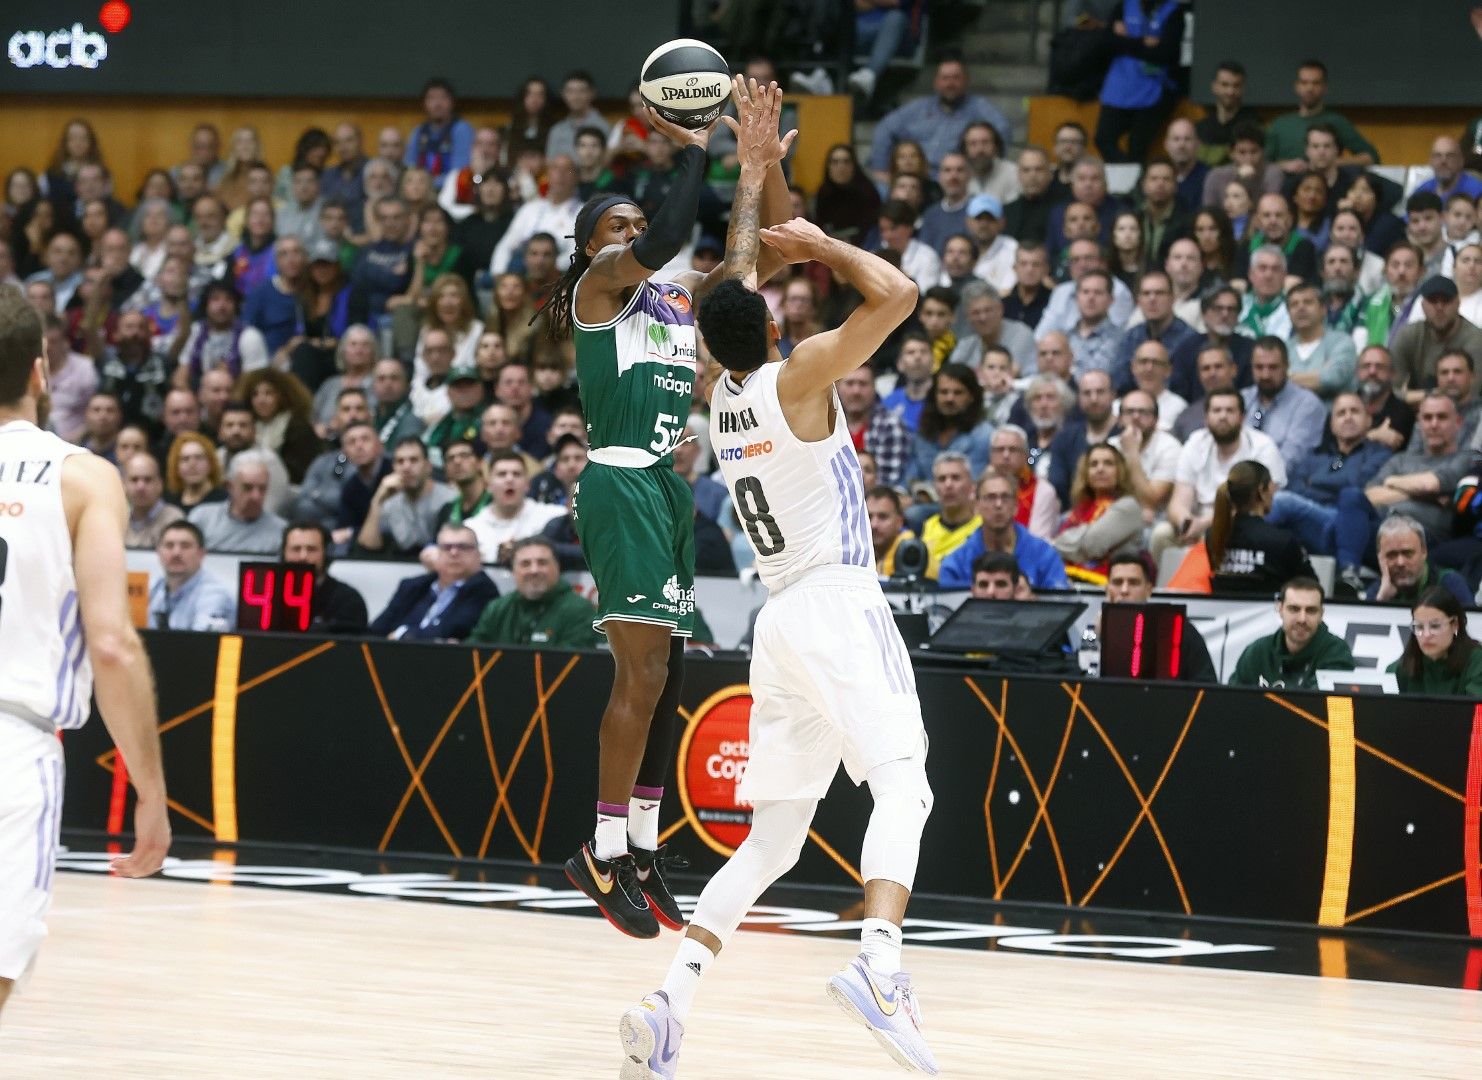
[[733, 477, 786, 557]]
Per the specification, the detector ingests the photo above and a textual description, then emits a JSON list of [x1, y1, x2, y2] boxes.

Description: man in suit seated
[[368, 523, 498, 641]]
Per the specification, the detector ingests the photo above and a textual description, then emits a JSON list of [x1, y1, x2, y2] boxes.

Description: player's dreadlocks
[[536, 194, 634, 341]]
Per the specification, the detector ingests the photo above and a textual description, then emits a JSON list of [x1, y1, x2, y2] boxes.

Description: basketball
[[639, 38, 731, 130]]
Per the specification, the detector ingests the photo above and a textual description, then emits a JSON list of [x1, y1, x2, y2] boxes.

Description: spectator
[[1244, 337, 1327, 468], [1047, 122, 1087, 199], [938, 471, 1071, 591], [868, 57, 1012, 185], [1035, 239, 1136, 341], [1284, 282, 1358, 399], [917, 452, 980, 578], [1161, 119, 1209, 210], [493, 362, 552, 455], [961, 195, 1018, 295], [1404, 192, 1451, 279], [1264, 60, 1379, 171], [814, 143, 883, 246], [1412, 136, 1479, 205], [531, 430, 588, 509], [433, 439, 493, 531], [1391, 277, 1482, 404], [1047, 370, 1119, 507], [1318, 238, 1368, 337], [313, 334, 378, 440], [348, 197, 415, 329], [243, 237, 309, 360], [903, 363, 994, 485], [25, 233, 86, 312], [172, 281, 271, 391], [409, 326, 456, 428], [838, 363, 911, 488], [291, 391, 368, 528], [1328, 209, 1387, 301], [147, 520, 235, 631], [466, 450, 565, 565], [333, 421, 392, 545], [490, 156, 581, 275], [987, 423, 1060, 538], [881, 332, 934, 432], [1046, 159, 1126, 261], [1446, 195, 1479, 249], [478, 402, 540, 474], [1112, 269, 1198, 392], [1188, 210, 1238, 294], [123, 452, 185, 549], [424, 364, 488, 469], [950, 284, 1036, 374], [917, 153, 972, 255], [1340, 172, 1406, 260], [1332, 395, 1470, 585], [956, 121, 1016, 203], [156, 387, 202, 462], [1228, 577, 1354, 689], [227, 195, 278, 298], [1458, 242, 1482, 327], [190, 195, 235, 278], [1163, 389, 1287, 547], [1281, 125, 1358, 219], [978, 346, 1022, 427], [970, 551, 1027, 601], [1067, 271, 1125, 377], [1237, 245, 1294, 340], [1204, 459, 1314, 594], [1360, 515, 1474, 608], [1357, 242, 1424, 351], [866, 485, 916, 577], [1102, 551, 1218, 681], [504, 77, 557, 166], [1171, 343, 1234, 440], [1120, 340, 1187, 432], [352, 435, 454, 559], [39, 311, 96, 443], [272, 522, 368, 635], [1003, 149, 1056, 246], [1022, 373, 1073, 478], [165, 431, 227, 514], [1136, 160, 1191, 262], [1425, 350, 1480, 449], [468, 536, 599, 649], [1387, 588, 1482, 696], [937, 239, 984, 317], [1238, 195, 1318, 287], [1110, 388, 1180, 516], [1195, 62, 1259, 167], [1355, 344, 1416, 451], [172, 123, 226, 189], [1094, 1, 1186, 163], [113, 424, 150, 469], [370, 358, 426, 448], [404, 78, 474, 184], [76, 390, 122, 461], [211, 401, 290, 514], [276, 165, 325, 246], [321, 123, 368, 212], [1003, 243, 1052, 330], [189, 451, 286, 555], [1052, 444, 1142, 577], [777, 279, 824, 358], [237, 370, 318, 486], [1266, 391, 1393, 556], [369, 524, 499, 641], [544, 71, 609, 164], [874, 199, 940, 294]]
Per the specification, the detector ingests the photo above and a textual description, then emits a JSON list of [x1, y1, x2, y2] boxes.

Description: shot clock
[[236, 562, 316, 632]]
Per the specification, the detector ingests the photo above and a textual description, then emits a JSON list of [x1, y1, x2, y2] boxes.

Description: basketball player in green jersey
[[543, 79, 795, 938]]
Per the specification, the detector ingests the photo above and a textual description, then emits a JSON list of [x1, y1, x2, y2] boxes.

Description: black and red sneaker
[[632, 844, 688, 931], [565, 841, 660, 939]]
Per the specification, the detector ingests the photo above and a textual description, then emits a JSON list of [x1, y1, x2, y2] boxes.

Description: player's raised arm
[[769, 220, 918, 399], [580, 108, 721, 296], [63, 453, 170, 877]]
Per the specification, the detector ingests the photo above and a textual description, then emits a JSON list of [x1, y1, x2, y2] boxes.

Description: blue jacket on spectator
[[369, 571, 499, 641], [938, 522, 1070, 591], [243, 280, 302, 354], [1047, 419, 1121, 508], [902, 420, 994, 487], [1285, 441, 1392, 506], [1111, 316, 1200, 394], [404, 118, 474, 183], [349, 240, 414, 327]]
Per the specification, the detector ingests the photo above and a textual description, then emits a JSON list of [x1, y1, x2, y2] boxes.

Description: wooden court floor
[[3, 874, 1480, 1078]]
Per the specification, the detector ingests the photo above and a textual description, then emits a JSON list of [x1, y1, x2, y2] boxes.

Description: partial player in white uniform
[[0, 289, 170, 1015], [619, 187, 939, 1075]]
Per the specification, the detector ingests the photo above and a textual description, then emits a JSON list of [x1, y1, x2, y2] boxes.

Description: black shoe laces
[[611, 855, 651, 909]]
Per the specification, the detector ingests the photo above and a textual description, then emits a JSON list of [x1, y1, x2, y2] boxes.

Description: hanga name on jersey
[[717, 408, 759, 434]]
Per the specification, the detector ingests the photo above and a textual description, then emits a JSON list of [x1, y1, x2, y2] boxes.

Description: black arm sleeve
[[631, 145, 709, 272]]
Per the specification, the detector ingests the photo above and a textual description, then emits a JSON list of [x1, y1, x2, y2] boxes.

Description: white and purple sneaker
[[619, 990, 684, 1079], [827, 956, 940, 1075]]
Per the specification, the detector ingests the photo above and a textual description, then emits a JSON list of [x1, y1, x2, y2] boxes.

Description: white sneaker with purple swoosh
[[618, 990, 684, 1080], [827, 956, 940, 1075]]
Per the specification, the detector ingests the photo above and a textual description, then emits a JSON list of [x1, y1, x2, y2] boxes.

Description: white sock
[[595, 806, 628, 861], [860, 918, 903, 976], [629, 788, 663, 851], [661, 937, 713, 1025]]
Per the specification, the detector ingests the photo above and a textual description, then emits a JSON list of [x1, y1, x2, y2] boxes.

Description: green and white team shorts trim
[[572, 460, 696, 637]]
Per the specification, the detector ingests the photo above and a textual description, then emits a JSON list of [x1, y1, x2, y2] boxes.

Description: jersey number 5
[[733, 477, 786, 557]]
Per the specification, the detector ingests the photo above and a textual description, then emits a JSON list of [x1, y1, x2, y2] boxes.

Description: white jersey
[[0, 420, 92, 734], [710, 361, 873, 592]]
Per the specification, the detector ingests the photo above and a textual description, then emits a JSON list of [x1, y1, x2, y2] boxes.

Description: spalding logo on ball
[[639, 39, 731, 130]]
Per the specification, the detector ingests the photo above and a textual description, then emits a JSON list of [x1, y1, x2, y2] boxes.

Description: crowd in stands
[[5, 39, 1481, 690]]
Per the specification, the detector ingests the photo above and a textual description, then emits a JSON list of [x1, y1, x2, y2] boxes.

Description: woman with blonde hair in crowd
[[165, 431, 227, 511], [491, 271, 542, 362], [1206, 460, 1313, 595], [1387, 587, 1482, 697], [414, 273, 484, 372], [398, 167, 436, 219], [1052, 444, 1143, 581], [236, 368, 320, 484], [215, 126, 265, 210]]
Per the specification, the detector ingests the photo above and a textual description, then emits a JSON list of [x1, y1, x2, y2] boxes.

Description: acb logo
[[676, 686, 753, 855]]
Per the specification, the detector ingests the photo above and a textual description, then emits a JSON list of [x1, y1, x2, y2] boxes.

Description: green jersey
[[573, 277, 699, 465]]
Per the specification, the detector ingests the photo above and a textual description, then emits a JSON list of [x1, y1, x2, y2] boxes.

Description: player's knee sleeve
[[688, 798, 815, 946], [860, 748, 933, 892]]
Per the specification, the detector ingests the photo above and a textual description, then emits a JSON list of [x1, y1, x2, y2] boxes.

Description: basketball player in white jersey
[[0, 288, 170, 1016], [618, 190, 938, 1073]]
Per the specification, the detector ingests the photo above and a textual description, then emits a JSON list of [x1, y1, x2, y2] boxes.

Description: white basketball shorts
[[0, 715, 64, 982], [737, 566, 926, 804]]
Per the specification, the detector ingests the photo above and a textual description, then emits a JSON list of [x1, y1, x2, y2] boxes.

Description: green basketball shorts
[[572, 461, 696, 637]]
